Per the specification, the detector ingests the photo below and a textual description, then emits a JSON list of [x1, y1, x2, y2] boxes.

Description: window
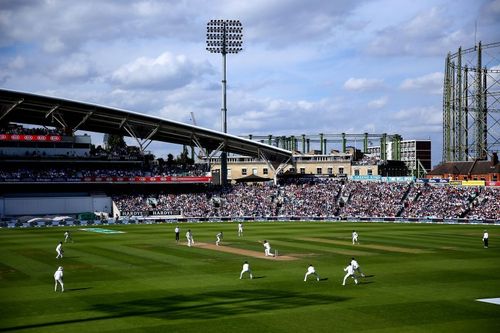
[[327, 168, 333, 175], [339, 167, 344, 175], [252, 168, 258, 175], [227, 169, 231, 178], [242, 168, 247, 176], [316, 168, 322, 174], [367, 169, 372, 176], [354, 169, 360, 176], [300, 168, 306, 174], [263, 168, 268, 175]]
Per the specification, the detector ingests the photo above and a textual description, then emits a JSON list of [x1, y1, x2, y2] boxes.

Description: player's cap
[[58, 266, 63, 270]]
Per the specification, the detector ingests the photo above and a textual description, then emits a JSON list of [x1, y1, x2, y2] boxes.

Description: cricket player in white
[[483, 230, 489, 248], [342, 262, 358, 286], [263, 240, 274, 256], [352, 230, 359, 244], [216, 232, 223, 246], [56, 242, 63, 259], [186, 229, 194, 247], [54, 266, 64, 292], [238, 223, 243, 237], [240, 261, 253, 279], [64, 231, 72, 243], [351, 257, 365, 277], [304, 264, 320, 281]]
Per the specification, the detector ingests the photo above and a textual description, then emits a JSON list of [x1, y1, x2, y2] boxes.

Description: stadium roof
[[0, 88, 292, 163]]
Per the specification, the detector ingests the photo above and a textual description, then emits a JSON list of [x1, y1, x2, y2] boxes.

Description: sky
[[1, 0, 499, 166]]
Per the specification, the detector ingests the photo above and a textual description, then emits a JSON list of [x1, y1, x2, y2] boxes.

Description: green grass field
[[1, 222, 499, 333]]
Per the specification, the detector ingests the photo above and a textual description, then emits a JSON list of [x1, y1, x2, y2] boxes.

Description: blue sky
[[1, 0, 499, 166]]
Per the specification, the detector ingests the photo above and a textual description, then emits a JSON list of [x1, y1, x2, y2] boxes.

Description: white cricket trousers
[[54, 278, 64, 292], [342, 273, 358, 285]]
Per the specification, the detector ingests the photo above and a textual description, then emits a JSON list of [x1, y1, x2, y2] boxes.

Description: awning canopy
[[0, 89, 292, 164]]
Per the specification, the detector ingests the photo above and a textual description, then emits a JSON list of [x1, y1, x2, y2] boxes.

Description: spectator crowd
[[112, 179, 500, 220]]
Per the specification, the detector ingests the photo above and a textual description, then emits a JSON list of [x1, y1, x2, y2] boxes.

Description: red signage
[[485, 181, 500, 186], [0, 134, 62, 142]]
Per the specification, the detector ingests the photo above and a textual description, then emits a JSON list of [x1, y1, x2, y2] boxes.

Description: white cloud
[[343, 77, 384, 91], [109, 52, 214, 90], [400, 72, 443, 94], [52, 53, 97, 81], [393, 106, 442, 126], [367, 96, 388, 109]]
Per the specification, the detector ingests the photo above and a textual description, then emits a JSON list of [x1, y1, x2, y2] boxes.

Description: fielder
[[352, 230, 359, 245], [304, 264, 320, 282], [56, 242, 63, 259], [483, 230, 489, 248], [54, 266, 64, 292], [342, 262, 358, 286], [263, 240, 274, 257], [351, 257, 365, 277], [240, 260, 253, 279], [238, 222, 243, 237], [186, 229, 194, 247], [64, 231, 73, 243], [216, 231, 223, 246]]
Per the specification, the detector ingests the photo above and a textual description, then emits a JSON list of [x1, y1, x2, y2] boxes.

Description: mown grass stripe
[[277, 238, 377, 256], [302, 237, 431, 254]]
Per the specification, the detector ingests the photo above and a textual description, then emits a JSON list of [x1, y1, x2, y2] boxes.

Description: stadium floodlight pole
[[206, 19, 243, 186]]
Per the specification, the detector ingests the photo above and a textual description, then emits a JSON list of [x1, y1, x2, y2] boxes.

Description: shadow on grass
[[0, 289, 350, 331], [67, 287, 92, 292], [319, 277, 328, 281], [252, 276, 265, 279], [363, 274, 375, 278]]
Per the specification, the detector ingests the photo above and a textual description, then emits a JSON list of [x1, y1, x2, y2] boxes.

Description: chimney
[[492, 152, 499, 166]]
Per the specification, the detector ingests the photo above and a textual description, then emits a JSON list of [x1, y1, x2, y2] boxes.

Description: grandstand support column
[[363, 133, 368, 153], [73, 111, 93, 131], [123, 124, 159, 154], [191, 135, 208, 159], [302, 134, 306, 153], [259, 150, 292, 185], [342, 133, 346, 153], [319, 133, 324, 154]]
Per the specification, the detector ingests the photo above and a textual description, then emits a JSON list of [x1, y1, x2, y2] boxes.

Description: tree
[[176, 146, 194, 167], [106, 134, 126, 153]]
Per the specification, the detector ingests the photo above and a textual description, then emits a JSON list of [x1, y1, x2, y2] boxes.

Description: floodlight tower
[[206, 19, 243, 185]]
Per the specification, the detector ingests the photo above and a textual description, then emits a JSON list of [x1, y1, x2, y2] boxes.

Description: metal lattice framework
[[443, 41, 500, 162]]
